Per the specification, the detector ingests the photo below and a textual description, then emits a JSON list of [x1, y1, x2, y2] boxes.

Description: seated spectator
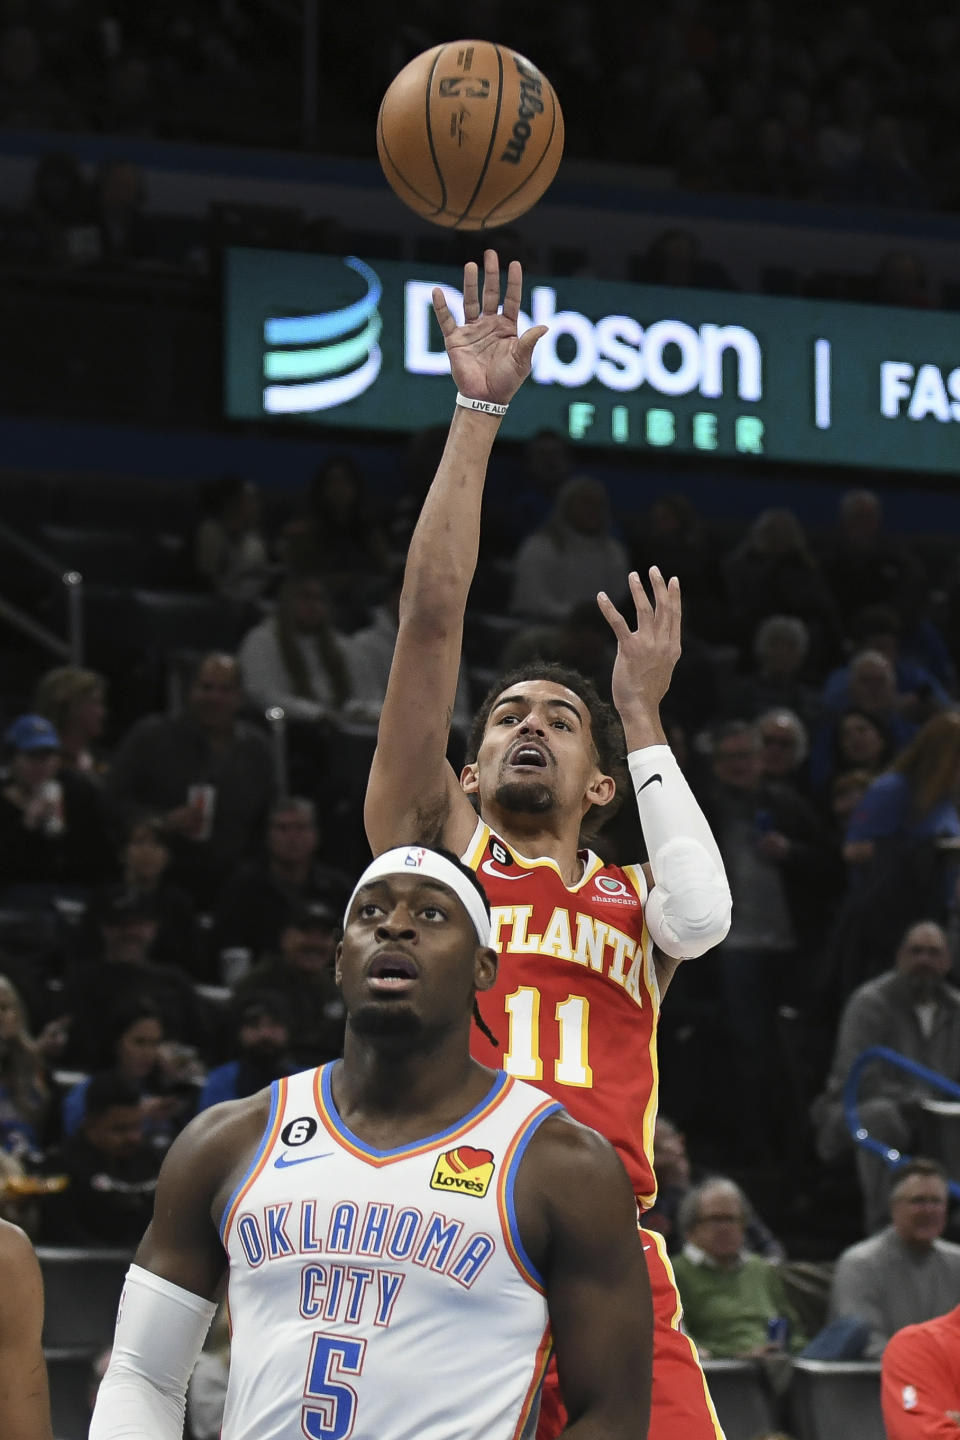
[[39, 1073, 160, 1247], [824, 606, 950, 723], [843, 714, 960, 901], [107, 653, 276, 905], [61, 1000, 190, 1150], [813, 920, 960, 1230], [881, 1303, 960, 1440], [820, 489, 927, 622], [33, 664, 109, 779], [238, 572, 353, 724], [107, 815, 201, 973], [722, 615, 822, 732], [0, 713, 116, 892], [196, 992, 294, 1110], [509, 477, 628, 621], [809, 706, 898, 797], [282, 454, 389, 607], [757, 709, 811, 798], [194, 475, 269, 603], [701, 720, 842, 1158], [0, 977, 49, 1162], [346, 569, 473, 734], [672, 1177, 807, 1359], [722, 509, 838, 663], [210, 796, 350, 973], [59, 886, 209, 1070], [233, 901, 344, 1068], [827, 1160, 960, 1358]]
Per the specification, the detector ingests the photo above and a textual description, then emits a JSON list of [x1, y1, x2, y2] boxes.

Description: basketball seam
[[480, 77, 559, 228], [378, 103, 443, 212], [452, 43, 505, 228], [424, 46, 449, 216]]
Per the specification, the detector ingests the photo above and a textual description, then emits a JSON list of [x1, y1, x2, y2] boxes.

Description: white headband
[[344, 847, 493, 948]]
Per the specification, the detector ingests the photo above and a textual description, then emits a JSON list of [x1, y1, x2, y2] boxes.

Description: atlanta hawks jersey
[[219, 1063, 561, 1440], [464, 819, 660, 1207]]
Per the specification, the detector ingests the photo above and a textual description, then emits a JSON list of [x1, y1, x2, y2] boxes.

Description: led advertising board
[[225, 248, 960, 475]]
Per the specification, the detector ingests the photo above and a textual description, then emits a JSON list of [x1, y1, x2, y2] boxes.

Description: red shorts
[[535, 1227, 724, 1440]]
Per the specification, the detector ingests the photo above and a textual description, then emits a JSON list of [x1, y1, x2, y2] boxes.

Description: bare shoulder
[[159, 1087, 274, 1203], [520, 1110, 637, 1225], [527, 1110, 630, 1185], [0, 1220, 41, 1326], [0, 1218, 37, 1275]]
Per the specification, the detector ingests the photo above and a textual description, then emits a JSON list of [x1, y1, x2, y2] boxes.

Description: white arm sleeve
[[89, 1264, 218, 1440], [628, 745, 732, 960]]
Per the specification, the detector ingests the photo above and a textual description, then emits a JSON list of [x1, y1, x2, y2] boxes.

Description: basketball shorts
[[535, 1226, 724, 1440]]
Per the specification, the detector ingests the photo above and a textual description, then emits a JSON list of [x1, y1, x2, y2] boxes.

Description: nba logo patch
[[430, 1145, 495, 1198], [902, 1386, 917, 1411]]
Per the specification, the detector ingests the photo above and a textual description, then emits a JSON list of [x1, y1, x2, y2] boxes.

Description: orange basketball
[[376, 41, 564, 230]]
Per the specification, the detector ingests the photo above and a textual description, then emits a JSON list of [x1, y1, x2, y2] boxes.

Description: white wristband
[[456, 392, 508, 417]]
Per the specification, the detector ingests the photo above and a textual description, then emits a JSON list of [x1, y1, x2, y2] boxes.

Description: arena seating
[[702, 1358, 885, 1440]]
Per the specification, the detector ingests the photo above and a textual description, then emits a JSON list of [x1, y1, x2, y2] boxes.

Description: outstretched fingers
[[432, 286, 457, 336], [481, 249, 502, 314], [462, 260, 480, 322], [502, 258, 523, 321], [597, 590, 632, 645]]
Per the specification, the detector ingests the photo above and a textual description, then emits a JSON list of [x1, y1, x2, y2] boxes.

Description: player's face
[[336, 874, 496, 1042], [464, 680, 613, 822]]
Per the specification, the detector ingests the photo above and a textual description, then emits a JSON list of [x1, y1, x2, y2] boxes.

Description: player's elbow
[[644, 840, 732, 959]]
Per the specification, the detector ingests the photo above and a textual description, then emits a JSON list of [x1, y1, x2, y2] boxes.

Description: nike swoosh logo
[[480, 860, 526, 881], [638, 774, 662, 792], [274, 1151, 334, 1169]]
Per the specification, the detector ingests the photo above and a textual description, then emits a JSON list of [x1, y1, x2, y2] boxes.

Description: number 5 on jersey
[[503, 987, 593, 1088], [302, 1334, 366, 1440]]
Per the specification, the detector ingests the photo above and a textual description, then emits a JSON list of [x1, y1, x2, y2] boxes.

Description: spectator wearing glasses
[[812, 921, 960, 1233], [757, 707, 812, 800], [827, 1160, 960, 1359], [671, 1177, 806, 1359]]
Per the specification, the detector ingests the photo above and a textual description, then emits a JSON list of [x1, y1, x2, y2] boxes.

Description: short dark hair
[[467, 661, 627, 806], [85, 1072, 142, 1119], [890, 1157, 948, 1200]]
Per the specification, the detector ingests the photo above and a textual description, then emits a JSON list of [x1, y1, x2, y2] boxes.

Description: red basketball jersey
[[464, 820, 660, 1206]]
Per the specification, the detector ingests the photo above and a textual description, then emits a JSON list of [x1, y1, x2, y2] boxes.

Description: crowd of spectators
[[2, 0, 960, 216], [1, 428, 960, 1396]]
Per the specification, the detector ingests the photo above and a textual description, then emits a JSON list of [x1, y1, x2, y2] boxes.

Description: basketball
[[376, 41, 564, 230]]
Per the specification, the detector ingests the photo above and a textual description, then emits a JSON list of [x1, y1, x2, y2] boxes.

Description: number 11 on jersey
[[503, 987, 593, 1088]]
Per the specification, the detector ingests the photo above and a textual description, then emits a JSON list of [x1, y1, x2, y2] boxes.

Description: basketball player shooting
[[365, 250, 733, 1440], [89, 844, 652, 1440]]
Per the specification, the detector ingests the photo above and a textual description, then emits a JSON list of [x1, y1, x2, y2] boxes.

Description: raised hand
[[432, 249, 547, 407], [597, 568, 682, 734]]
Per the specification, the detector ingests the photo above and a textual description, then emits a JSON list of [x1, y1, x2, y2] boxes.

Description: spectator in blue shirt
[[197, 992, 294, 1111]]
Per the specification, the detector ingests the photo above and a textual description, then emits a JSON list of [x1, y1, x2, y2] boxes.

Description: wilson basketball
[[376, 41, 564, 230]]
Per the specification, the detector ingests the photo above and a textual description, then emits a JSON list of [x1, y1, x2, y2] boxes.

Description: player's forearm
[[399, 407, 502, 632], [617, 699, 667, 752]]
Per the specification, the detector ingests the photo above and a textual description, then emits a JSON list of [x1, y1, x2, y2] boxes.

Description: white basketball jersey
[[219, 1063, 562, 1440]]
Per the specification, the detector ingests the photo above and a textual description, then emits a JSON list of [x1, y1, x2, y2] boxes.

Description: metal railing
[[0, 517, 84, 664], [842, 1043, 960, 1200]]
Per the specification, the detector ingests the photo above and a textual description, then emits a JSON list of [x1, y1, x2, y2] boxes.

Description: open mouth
[[508, 742, 549, 769], [367, 952, 418, 991]]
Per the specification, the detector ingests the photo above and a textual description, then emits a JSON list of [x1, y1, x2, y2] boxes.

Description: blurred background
[[1, 3, 960, 1437]]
